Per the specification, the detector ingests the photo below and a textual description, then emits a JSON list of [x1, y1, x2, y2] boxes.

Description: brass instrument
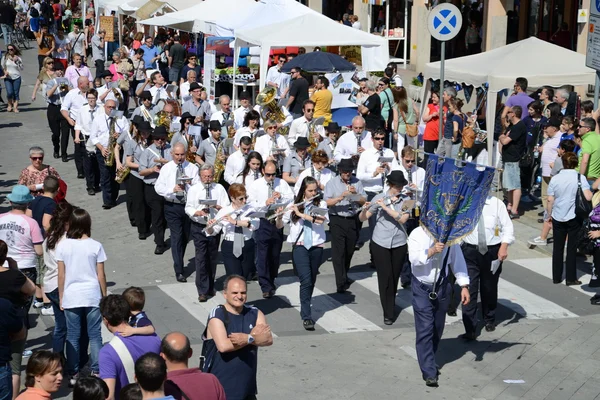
[[153, 110, 174, 140], [256, 86, 289, 135], [307, 116, 325, 154], [141, 107, 155, 128], [115, 165, 131, 183], [112, 88, 123, 104], [105, 116, 117, 167], [59, 83, 70, 94], [186, 134, 196, 163], [213, 140, 225, 183]]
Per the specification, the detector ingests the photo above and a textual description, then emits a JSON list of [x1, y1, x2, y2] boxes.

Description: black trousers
[[122, 175, 135, 224], [552, 217, 580, 283], [82, 146, 100, 190], [73, 140, 85, 175], [47, 104, 67, 155], [329, 215, 359, 291], [221, 239, 255, 280], [38, 55, 46, 71], [95, 150, 119, 205], [59, 121, 73, 159], [129, 175, 150, 235], [164, 202, 191, 275], [144, 184, 165, 246], [371, 241, 407, 320], [255, 219, 283, 293], [461, 243, 502, 334], [191, 222, 220, 295], [94, 59, 105, 78]]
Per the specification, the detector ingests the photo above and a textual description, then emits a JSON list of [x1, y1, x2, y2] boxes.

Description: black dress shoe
[[566, 280, 582, 286], [77, 173, 84, 179], [130, 220, 137, 227], [87, 188, 95, 196], [198, 294, 208, 302], [538, 210, 544, 216], [485, 323, 496, 332], [383, 318, 393, 325], [590, 294, 600, 305], [446, 308, 457, 317], [154, 245, 167, 255], [401, 281, 411, 289], [303, 319, 315, 331], [176, 274, 187, 283], [461, 332, 477, 341], [53, 151, 59, 159], [62, 155, 68, 162], [138, 233, 147, 240], [346, 278, 355, 286], [208, 290, 216, 297], [102, 204, 114, 210], [262, 291, 273, 299], [425, 377, 439, 387]]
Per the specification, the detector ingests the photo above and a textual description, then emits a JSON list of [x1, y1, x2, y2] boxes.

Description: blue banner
[[420, 154, 495, 245]]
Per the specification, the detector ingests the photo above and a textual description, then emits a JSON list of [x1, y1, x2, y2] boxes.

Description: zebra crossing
[[132, 256, 597, 339]]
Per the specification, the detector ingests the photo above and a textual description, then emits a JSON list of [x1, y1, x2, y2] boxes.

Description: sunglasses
[[404, 159, 415, 163], [267, 126, 277, 130], [7, 48, 14, 51], [264, 173, 276, 177], [236, 196, 247, 201], [46, 62, 54, 65], [373, 137, 385, 141], [305, 109, 314, 112], [30, 156, 43, 161]]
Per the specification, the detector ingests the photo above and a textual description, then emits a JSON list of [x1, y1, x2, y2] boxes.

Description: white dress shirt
[[179, 81, 191, 103], [266, 65, 286, 98], [333, 130, 373, 162], [357, 147, 399, 192], [463, 197, 515, 246], [61, 88, 88, 120], [149, 85, 170, 104], [89, 114, 130, 148], [253, 104, 293, 127], [210, 110, 234, 125], [234, 127, 263, 147], [234, 106, 252, 130], [293, 167, 334, 195], [254, 133, 290, 162], [154, 161, 200, 203], [235, 170, 263, 185], [408, 226, 469, 286], [283, 200, 329, 246], [207, 205, 259, 241], [247, 177, 294, 209], [184, 182, 230, 224], [96, 85, 123, 105], [394, 163, 426, 202], [75, 104, 102, 137], [224, 150, 247, 185], [287, 116, 326, 147]]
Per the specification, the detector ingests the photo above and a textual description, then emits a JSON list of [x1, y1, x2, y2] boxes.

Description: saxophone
[[115, 165, 131, 183], [213, 140, 225, 183], [307, 117, 325, 154], [105, 117, 117, 167], [186, 133, 196, 163]]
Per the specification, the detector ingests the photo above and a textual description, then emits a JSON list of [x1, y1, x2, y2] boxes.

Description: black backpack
[[29, 7, 39, 18]]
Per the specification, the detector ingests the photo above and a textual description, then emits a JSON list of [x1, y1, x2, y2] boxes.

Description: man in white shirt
[[333, 116, 372, 163], [461, 195, 513, 340], [407, 226, 470, 387], [74, 88, 102, 195], [287, 100, 326, 148], [185, 164, 230, 300], [247, 160, 294, 298], [130, 91, 156, 125], [233, 91, 253, 130], [96, 70, 123, 106], [61, 76, 90, 171], [64, 52, 93, 89], [155, 142, 200, 283], [224, 137, 252, 185], [394, 145, 425, 203], [136, 71, 170, 106], [210, 94, 234, 139], [179, 70, 197, 103], [254, 120, 290, 168], [89, 99, 131, 209], [266, 55, 288, 98]]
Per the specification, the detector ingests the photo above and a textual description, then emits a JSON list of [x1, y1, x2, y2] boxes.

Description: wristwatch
[[247, 334, 255, 344], [460, 285, 470, 290]]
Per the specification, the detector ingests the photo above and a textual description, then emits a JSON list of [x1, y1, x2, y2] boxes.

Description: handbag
[[400, 108, 418, 138], [461, 121, 475, 149], [575, 173, 593, 220]]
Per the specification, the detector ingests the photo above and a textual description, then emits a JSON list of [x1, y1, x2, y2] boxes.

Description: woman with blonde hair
[[31, 57, 56, 102], [392, 86, 420, 152]]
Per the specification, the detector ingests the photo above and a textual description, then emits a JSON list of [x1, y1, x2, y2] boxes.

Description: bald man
[[161, 332, 226, 400], [61, 76, 90, 171], [89, 99, 131, 208], [155, 143, 200, 282]]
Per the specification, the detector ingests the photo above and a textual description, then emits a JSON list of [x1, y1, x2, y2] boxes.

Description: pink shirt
[[64, 65, 94, 89], [0, 212, 43, 270]]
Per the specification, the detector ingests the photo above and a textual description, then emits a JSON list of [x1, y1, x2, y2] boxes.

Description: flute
[[203, 204, 252, 233], [266, 194, 321, 220]]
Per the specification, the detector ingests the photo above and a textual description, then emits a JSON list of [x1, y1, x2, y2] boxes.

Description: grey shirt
[[324, 176, 366, 217], [551, 156, 563, 177], [181, 99, 212, 125], [139, 143, 172, 185], [130, 105, 156, 122], [283, 151, 312, 179], [196, 137, 221, 166], [124, 140, 146, 179], [117, 131, 133, 164], [368, 192, 408, 249], [170, 131, 202, 152], [317, 138, 336, 161], [46, 78, 71, 105], [91, 34, 104, 62]]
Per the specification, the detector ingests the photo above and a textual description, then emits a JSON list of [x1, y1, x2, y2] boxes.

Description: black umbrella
[[280, 52, 356, 73]]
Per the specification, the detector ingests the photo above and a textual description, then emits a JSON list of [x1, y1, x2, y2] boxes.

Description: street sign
[[427, 3, 463, 42], [587, 0, 600, 70]]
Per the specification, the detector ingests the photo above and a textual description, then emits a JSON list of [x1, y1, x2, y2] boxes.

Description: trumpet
[[203, 204, 252, 233], [266, 194, 320, 220], [112, 88, 123, 104]]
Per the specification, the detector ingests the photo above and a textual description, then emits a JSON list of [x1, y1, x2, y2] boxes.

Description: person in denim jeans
[[56, 208, 107, 386], [1, 44, 24, 112], [278, 177, 328, 331]]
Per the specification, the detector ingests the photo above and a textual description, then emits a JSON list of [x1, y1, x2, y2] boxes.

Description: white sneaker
[[32, 300, 44, 309], [40, 307, 54, 316], [69, 374, 79, 388], [528, 236, 547, 246], [22, 350, 32, 358]]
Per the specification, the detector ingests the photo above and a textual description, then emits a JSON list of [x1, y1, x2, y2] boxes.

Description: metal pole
[[595, 71, 600, 109], [438, 40, 445, 143]]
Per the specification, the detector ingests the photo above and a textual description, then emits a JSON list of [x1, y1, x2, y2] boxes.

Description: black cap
[[189, 82, 203, 92], [180, 112, 194, 122], [294, 137, 311, 149], [139, 91, 152, 100], [337, 158, 354, 171], [100, 70, 113, 78], [240, 91, 251, 101], [387, 170, 408, 187], [152, 126, 168, 138], [327, 122, 341, 133], [131, 115, 144, 126], [137, 121, 153, 133], [209, 120, 222, 131], [546, 117, 562, 129]]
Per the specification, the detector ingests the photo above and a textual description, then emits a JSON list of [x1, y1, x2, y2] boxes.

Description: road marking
[[275, 276, 382, 334], [400, 345, 418, 360]]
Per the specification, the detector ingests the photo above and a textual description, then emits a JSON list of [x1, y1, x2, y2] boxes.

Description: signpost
[[587, 0, 600, 109], [427, 4, 462, 142]]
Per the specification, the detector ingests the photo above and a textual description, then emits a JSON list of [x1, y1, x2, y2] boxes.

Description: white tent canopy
[[234, 12, 388, 89], [119, 0, 196, 19], [421, 37, 597, 164]]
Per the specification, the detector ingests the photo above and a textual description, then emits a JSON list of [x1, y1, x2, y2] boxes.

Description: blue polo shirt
[[140, 44, 159, 70]]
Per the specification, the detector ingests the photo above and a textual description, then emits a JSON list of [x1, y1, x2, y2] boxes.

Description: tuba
[[256, 86, 289, 135], [105, 117, 117, 167], [153, 110, 174, 140]]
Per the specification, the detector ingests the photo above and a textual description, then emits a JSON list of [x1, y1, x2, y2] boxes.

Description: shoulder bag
[[461, 115, 475, 149], [575, 173, 593, 221], [108, 336, 135, 384], [400, 107, 418, 138]]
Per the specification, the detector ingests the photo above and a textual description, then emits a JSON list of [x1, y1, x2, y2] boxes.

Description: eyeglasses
[[30, 157, 43, 161], [404, 159, 415, 163], [264, 173, 276, 177], [236, 196, 247, 201], [373, 137, 385, 141], [579, 125, 591, 129], [305, 109, 314, 113]]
